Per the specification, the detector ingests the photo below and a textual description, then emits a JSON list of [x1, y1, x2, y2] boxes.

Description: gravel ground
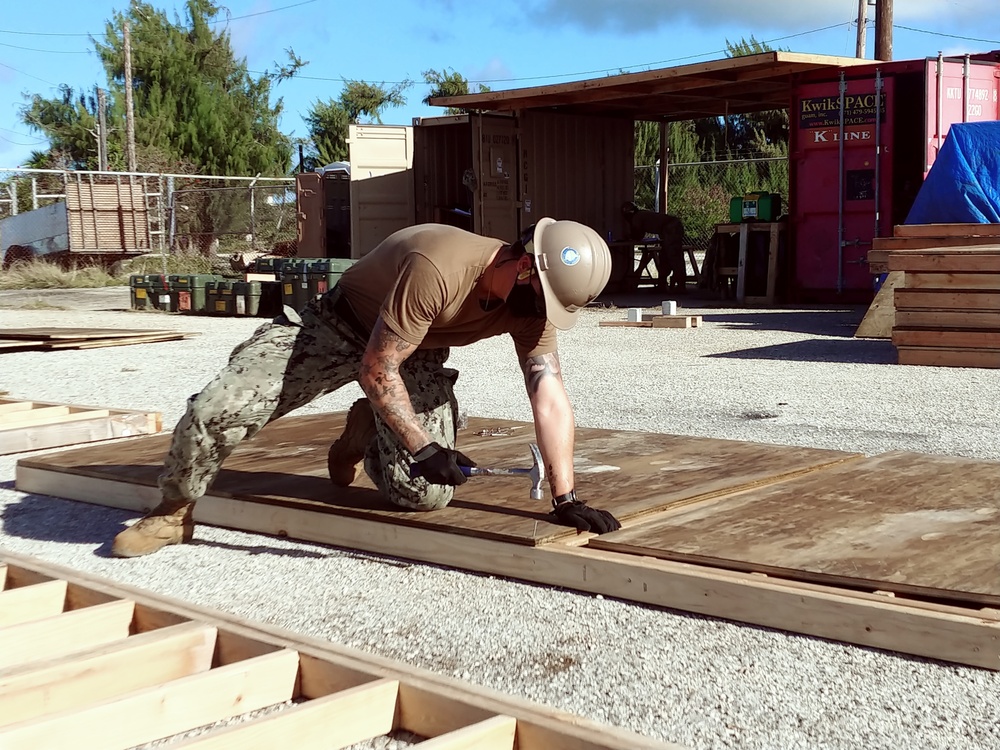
[[3, 288, 1000, 750]]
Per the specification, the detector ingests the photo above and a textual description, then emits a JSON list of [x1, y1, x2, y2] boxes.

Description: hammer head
[[528, 443, 545, 501]]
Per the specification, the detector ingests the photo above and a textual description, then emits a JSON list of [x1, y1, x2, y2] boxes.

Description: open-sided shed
[[426, 49, 1000, 302]]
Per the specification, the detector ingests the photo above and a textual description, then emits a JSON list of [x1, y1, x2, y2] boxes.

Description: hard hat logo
[[528, 218, 612, 331], [560, 247, 581, 266]]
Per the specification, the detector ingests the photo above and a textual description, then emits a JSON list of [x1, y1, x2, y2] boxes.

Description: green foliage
[[20, 0, 302, 176], [339, 79, 411, 124], [303, 99, 350, 167], [631, 35, 791, 246], [422, 68, 491, 114]]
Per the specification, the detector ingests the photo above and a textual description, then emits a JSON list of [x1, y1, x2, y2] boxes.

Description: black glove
[[550, 492, 621, 534], [411, 442, 477, 486]]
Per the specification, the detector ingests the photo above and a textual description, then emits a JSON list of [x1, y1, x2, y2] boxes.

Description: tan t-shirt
[[337, 224, 558, 359]]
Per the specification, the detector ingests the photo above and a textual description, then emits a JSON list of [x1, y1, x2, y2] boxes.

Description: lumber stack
[[868, 223, 1000, 274], [0, 327, 198, 352], [888, 233, 1000, 367]]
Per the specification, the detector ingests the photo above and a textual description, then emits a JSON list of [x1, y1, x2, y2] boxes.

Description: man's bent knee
[[388, 482, 454, 511]]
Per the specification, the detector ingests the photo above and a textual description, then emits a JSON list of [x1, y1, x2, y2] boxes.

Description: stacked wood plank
[[0, 551, 675, 750], [0, 327, 198, 352], [0, 397, 161, 454], [883, 224, 1000, 367], [599, 313, 703, 329]]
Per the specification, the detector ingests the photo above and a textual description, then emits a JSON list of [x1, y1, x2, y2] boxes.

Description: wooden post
[[658, 121, 669, 214], [96, 88, 108, 172], [855, 0, 868, 58], [874, 0, 893, 61], [123, 21, 137, 172]]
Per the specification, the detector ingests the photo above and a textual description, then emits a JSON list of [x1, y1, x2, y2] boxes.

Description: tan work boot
[[328, 398, 377, 486], [111, 500, 195, 557]]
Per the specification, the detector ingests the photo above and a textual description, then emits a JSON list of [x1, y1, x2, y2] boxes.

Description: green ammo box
[[147, 274, 172, 312], [307, 258, 355, 296], [233, 281, 262, 316], [729, 192, 782, 223], [169, 273, 221, 314], [208, 280, 236, 316], [281, 270, 311, 312], [129, 275, 155, 310]]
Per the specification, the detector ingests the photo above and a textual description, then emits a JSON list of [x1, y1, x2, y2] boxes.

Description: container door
[[295, 172, 325, 258], [924, 59, 1000, 174], [791, 76, 894, 298], [348, 124, 415, 258], [472, 114, 519, 242]]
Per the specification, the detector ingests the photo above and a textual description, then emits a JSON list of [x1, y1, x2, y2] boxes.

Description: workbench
[[712, 221, 785, 304], [607, 239, 700, 292]]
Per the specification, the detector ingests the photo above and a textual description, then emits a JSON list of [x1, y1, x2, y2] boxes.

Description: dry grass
[[0, 260, 123, 290], [0, 254, 227, 290]]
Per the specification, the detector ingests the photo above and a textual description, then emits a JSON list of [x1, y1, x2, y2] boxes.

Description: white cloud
[[469, 58, 514, 85], [512, 0, 1000, 34]]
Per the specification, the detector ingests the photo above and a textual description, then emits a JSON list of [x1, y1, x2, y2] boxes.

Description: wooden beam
[[0, 649, 300, 750], [894, 223, 1000, 238], [889, 253, 1000, 273], [0, 579, 67, 628], [168, 678, 400, 750], [414, 715, 517, 749], [14, 468, 1000, 671], [0, 622, 217, 728], [894, 289, 1000, 311], [892, 329, 1000, 349], [895, 310, 1000, 329], [904, 273, 1000, 290], [0, 599, 135, 670]]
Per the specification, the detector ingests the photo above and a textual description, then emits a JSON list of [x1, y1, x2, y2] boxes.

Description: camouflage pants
[[159, 290, 461, 511]]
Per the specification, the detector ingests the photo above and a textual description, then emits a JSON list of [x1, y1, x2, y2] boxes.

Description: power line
[[894, 24, 1000, 45], [0, 40, 90, 54], [250, 20, 857, 86], [0, 0, 319, 38], [0, 60, 58, 85]]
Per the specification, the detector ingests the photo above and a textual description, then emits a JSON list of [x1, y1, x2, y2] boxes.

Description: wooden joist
[[0, 398, 161, 455], [0, 552, 680, 750]]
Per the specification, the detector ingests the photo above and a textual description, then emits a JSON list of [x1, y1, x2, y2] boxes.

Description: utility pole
[[875, 0, 893, 61], [123, 20, 137, 172], [97, 88, 109, 172], [855, 0, 868, 59]]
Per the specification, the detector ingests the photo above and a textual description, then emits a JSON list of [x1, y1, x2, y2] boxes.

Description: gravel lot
[[3, 287, 1000, 750]]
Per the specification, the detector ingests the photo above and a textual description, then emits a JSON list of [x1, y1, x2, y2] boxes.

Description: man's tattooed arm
[[523, 352, 563, 394], [521, 352, 575, 497], [359, 317, 430, 453]]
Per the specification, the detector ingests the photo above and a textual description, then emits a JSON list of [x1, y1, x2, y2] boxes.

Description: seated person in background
[[621, 201, 687, 293]]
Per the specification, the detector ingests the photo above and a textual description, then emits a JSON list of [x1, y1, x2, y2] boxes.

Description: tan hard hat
[[528, 218, 612, 330]]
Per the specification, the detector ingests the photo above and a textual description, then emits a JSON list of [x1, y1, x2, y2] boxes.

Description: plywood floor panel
[[16, 413, 858, 545], [590, 451, 1000, 605]]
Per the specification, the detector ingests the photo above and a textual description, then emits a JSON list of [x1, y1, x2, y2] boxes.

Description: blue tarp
[[905, 120, 1000, 225]]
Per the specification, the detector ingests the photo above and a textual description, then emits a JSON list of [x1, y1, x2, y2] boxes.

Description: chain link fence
[[0, 167, 295, 268], [634, 156, 788, 253]]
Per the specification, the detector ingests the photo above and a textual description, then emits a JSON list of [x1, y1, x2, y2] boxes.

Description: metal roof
[[429, 51, 874, 121]]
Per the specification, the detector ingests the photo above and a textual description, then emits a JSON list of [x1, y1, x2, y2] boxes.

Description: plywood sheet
[[591, 451, 1000, 605], [16, 413, 858, 546]]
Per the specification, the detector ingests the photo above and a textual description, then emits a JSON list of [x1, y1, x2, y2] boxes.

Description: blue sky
[[1, 0, 998, 170]]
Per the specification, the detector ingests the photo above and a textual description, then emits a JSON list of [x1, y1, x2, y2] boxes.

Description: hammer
[[411, 443, 546, 500]]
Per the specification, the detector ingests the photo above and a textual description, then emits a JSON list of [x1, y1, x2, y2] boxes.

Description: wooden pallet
[[0, 551, 677, 750], [0, 398, 161, 455], [16, 413, 1000, 671], [0, 328, 198, 352]]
